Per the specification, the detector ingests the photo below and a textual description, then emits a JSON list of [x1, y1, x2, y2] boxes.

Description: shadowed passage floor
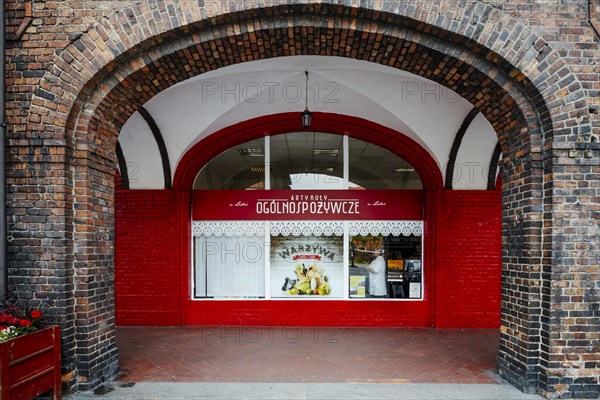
[[117, 327, 500, 384]]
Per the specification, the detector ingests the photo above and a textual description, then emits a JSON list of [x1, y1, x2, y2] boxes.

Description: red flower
[[20, 319, 32, 327], [30, 310, 42, 319], [0, 313, 9, 323]]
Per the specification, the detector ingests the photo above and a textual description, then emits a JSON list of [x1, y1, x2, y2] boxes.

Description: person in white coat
[[365, 250, 387, 297]]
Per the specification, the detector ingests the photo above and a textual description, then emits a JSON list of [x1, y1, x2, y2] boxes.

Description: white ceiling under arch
[[118, 56, 498, 190]]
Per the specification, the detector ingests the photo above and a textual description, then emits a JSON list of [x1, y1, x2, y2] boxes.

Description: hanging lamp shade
[[301, 107, 312, 130]]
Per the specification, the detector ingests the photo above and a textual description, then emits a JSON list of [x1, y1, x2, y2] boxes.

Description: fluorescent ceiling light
[[239, 148, 264, 157], [313, 149, 339, 156], [309, 167, 335, 173]]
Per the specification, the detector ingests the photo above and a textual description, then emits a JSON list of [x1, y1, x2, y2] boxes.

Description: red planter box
[[0, 326, 61, 400]]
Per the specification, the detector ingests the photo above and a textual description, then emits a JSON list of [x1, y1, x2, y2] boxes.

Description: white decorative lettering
[[255, 197, 361, 216], [269, 200, 277, 214], [329, 201, 342, 214], [301, 202, 309, 213], [316, 201, 324, 214]]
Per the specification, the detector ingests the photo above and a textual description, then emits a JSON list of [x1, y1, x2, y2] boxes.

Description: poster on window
[[349, 275, 366, 297], [270, 235, 343, 298], [405, 260, 422, 299]]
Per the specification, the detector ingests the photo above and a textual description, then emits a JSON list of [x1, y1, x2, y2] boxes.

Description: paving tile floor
[[117, 327, 500, 384]]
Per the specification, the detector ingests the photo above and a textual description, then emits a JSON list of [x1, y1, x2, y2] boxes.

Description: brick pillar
[[5, 144, 82, 388], [537, 144, 600, 399], [69, 147, 119, 390], [6, 139, 119, 391], [497, 149, 545, 394], [498, 132, 600, 399]]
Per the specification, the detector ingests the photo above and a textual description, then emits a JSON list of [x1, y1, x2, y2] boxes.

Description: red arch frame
[[173, 113, 443, 192], [175, 112, 443, 326]]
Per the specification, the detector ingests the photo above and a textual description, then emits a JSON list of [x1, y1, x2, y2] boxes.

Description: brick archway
[[12, 1, 597, 397]]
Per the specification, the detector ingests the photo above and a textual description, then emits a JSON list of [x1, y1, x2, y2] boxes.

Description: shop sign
[[193, 190, 423, 220]]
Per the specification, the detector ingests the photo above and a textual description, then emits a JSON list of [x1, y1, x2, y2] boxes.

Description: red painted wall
[[115, 190, 183, 325], [115, 189, 501, 327], [181, 299, 432, 327], [433, 190, 502, 328]]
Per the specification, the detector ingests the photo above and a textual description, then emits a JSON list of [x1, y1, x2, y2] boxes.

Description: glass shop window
[[194, 138, 265, 190], [193, 223, 265, 299], [348, 228, 423, 299], [271, 132, 344, 190], [191, 132, 425, 301], [270, 233, 344, 299]]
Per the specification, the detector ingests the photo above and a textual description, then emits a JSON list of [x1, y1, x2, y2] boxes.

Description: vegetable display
[[286, 263, 331, 296]]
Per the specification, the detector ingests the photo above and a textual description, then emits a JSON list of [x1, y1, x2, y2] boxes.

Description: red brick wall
[[115, 190, 183, 325], [434, 190, 502, 328], [115, 188, 502, 328]]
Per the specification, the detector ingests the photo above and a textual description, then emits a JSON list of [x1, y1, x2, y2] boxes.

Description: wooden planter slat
[[0, 326, 61, 400]]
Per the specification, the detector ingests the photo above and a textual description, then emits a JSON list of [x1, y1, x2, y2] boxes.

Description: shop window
[[191, 132, 424, 301], [348, 221, 423, 299], [270, 221, 344, 298], [194, 133, 420, 191], [194, 138, 265, 190], [193, 222, 265, 298], [271, 132, 344, 189], [349, 235, 422, 299], [192, 220, 423, 300], [349, 137, 422, 189]]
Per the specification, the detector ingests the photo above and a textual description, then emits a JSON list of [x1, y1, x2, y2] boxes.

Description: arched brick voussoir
[[86, 26, 530, 146], [30, 0, 590, 152], [81, 22, 538, 159], [421, 1, 590, 139], [380, 1, 574, 91], [30, 0, 234, 118]]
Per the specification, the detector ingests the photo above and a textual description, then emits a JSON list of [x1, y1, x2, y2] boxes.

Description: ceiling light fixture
[[301, 70, 312, 130], [394, 167, 415, 173], [313, 149, 339, 157], [239, 148, 264, 157], [309, 167, 335, 173]]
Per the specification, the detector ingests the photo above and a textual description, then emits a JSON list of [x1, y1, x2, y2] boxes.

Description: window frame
[[191, 133, 425, 301], [191, 220, 424, 301]]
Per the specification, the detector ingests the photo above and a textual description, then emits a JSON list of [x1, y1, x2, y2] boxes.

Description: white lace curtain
[[192, 221, 422, 237], [194, 235, 265, 298]]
